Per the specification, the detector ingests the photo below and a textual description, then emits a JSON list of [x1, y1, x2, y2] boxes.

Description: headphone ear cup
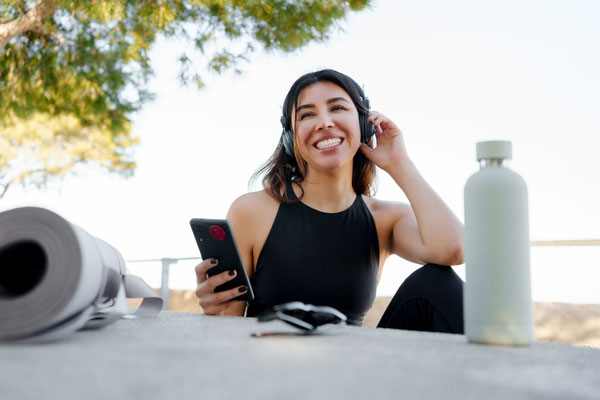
[[359, 112, 376, 143], [282, 129, 295, 158]]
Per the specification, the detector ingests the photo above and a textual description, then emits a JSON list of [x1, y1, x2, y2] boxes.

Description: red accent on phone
[[209, 225, 226, 240]]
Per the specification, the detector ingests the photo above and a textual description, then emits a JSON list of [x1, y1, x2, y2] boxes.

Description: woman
[[195, 69, 465, 333]]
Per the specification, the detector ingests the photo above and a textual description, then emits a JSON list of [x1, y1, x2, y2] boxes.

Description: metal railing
[[127, 257, 200, 309], [530, 240, 600, 246], [127, 239, 600, 309]]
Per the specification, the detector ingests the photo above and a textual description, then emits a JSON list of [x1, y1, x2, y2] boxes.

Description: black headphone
[[280, 86, 376, 158]]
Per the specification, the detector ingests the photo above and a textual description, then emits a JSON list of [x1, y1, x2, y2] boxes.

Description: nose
[[316, 114, 334, 131]]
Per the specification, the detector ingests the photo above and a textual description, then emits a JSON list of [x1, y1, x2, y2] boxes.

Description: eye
[[331, 104, 348, 112], [299, 111, 315, 120]]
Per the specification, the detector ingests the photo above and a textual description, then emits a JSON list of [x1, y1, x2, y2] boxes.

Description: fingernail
[[228, 270, 236, 276], [210, 259, 218, 265], [238, 286, 248, 293]]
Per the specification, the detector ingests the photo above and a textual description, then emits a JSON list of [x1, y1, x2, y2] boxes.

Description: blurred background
[[2, 0, 599, 305]]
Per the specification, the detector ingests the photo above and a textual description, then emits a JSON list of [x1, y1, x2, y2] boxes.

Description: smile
[[315, 138, 342, 149]]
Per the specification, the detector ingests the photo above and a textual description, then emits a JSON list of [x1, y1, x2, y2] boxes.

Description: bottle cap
[[476, 140, 512, 160]]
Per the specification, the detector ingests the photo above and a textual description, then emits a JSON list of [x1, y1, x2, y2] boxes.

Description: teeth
[[316, 138, 342, 149]]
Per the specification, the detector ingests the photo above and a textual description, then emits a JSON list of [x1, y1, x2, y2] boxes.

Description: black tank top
[[246, 189, 380, 325]]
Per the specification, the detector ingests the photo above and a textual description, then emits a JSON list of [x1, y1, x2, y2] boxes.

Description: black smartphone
[[190, 218, 254, 302]]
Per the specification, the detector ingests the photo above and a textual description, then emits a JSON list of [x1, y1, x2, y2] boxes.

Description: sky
[[2, 0, 599, 303]]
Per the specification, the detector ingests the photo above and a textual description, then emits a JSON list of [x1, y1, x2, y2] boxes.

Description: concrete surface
[[1, 311, 599, 400], [151, 290, 600, 348]]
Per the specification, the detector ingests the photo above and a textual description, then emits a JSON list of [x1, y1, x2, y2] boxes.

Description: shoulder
[[227, 190, 281, 269], [362, 196, 411, 220], [229, 190, 278, 211], [227, 190, 280, 222]]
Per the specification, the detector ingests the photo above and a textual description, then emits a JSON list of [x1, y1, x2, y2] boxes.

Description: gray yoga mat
[[0, 207, 162, 342]]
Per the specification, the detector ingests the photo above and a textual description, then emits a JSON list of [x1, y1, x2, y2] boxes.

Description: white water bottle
[[464, 140, 533, 345]]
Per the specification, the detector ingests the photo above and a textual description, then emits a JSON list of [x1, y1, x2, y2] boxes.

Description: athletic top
[[246, 187, 380, 325]]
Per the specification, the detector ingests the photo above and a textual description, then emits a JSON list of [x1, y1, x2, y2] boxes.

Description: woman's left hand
[[359, 111, 409, 172]]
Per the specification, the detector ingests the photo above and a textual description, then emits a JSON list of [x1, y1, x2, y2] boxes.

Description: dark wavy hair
[[251, 69, 377, 203]]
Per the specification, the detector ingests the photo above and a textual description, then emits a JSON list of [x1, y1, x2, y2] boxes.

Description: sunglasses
[[255, 301, 347, 334]]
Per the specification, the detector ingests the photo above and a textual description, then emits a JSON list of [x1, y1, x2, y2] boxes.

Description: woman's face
[[292, 81, 361, 173]]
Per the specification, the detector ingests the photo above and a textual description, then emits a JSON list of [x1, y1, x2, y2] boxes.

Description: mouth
[[314, 137, 343, 150]]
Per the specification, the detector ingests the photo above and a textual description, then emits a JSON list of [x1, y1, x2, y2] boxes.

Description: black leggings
[[377, 263, 464, 334]]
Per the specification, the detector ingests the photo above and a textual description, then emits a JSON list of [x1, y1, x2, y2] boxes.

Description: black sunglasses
[[256, 302, 347, 333]]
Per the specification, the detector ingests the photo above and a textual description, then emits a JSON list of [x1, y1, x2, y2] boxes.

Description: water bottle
[[463, 140, 533, 345]]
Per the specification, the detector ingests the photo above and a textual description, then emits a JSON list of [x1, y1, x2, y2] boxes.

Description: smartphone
[[190, 218, 254, 302]]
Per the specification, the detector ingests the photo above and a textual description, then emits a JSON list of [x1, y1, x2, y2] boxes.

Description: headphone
[[280, 85, 376, 158]]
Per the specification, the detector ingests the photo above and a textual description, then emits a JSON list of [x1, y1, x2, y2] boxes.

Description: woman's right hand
[[194, 258, 248, 315]]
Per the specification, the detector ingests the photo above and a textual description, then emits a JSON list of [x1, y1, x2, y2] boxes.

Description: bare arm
[[222, 194, 262, 315], [193, 193, 262, 317], [360, 112, 463, 266], [386, 160, 463, 265]]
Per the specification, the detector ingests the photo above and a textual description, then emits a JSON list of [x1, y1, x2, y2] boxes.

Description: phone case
[[190, 218, 254, 302]]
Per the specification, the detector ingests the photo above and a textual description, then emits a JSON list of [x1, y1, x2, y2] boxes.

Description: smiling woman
[[193, 69, 465, 331], [268, 70, 377, 205], [293, 82, 365, 175]]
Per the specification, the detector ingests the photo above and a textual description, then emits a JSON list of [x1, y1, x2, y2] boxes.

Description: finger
[[195, 269, 237, 298], [367, 111, 384, 122], [377, 114, 401, 134], [375, 121, 384, 136], [195, 258, 218, 284], [195, 279, 213, 298], [201, 300, 234, 316], [369, 111, 398, 132], [212, 285, 249, 303], [359, 142, 375, 159], [367, 113, 385, 134], [198, 285, 248, 310], [206, 269, 238, 292]]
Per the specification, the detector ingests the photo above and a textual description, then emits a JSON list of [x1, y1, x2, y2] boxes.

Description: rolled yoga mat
[[0, 207, 162, 341]]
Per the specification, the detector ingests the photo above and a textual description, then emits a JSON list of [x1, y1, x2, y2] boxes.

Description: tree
[[0, 0, 372, 198]]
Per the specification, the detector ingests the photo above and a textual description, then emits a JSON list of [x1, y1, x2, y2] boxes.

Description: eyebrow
[[295, 97, 351, 114]]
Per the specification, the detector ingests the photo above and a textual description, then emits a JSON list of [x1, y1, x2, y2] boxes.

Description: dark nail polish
[[238, 286, 248, 293], [228, 270, 236, 276], [210, 259, 218, 265]]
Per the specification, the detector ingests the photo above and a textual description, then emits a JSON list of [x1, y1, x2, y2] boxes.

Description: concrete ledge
[[134, 291, 600, 348], [1, 311, 599, 400]]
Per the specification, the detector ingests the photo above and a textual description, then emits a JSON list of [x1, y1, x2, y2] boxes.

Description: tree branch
[[0, 152, 88, 199], [0, 0, 58, 52], [0, 183, 8, 199], [0, 164, 66, 199], [0, 168, 43, 199]]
